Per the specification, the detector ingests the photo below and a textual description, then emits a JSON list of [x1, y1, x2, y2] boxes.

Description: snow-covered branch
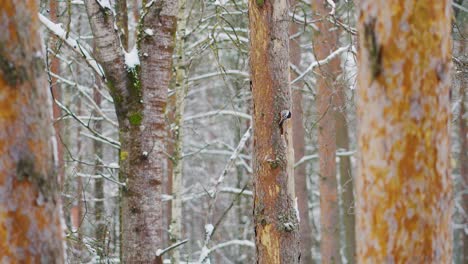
[[185, 110, 251, 122], [188, 70, 249, 82], [39, 13, 105, 79], [294, 150, 356, 168], [291, 45, 351, 84], [198, 240, 254, 264]]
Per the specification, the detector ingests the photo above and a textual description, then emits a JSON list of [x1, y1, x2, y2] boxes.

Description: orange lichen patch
[[0, 78, 18, 121], [7, 210, 31, 249], [357, 0, 452, 262], [0, 178, 62, 262]]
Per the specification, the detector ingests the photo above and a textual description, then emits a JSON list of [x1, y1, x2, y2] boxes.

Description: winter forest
[[0, 0, 467, 263]]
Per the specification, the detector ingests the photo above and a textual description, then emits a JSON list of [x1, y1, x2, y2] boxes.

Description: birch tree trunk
[[311, 0, 341, 262], [84, 1, 178, 262], [290, 3, 314, 262], [169, 0, 188, 262], [249, 1, 300, 263], [356, 1, 453, 262], [93, 85, 106, 258], [0, 1, 65, 262], [48, 0, 64, 187]]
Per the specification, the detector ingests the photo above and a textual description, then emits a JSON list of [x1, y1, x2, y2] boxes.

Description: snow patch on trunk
[[125, 46, 140, 69]]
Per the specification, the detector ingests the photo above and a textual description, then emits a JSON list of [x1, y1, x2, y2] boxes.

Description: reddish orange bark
[[357, 1, 453, 262], [0, 1, 64, 262], [249, 0, 300, 263], [290, 3, 314, 262]]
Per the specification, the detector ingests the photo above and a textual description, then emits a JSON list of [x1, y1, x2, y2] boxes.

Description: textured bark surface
[[84, 1, 177, 262], [0, 1, 65, 262], [249, 1, 300, 263], [356, 1, 453, 262], [116, 0, 129, 50], [290, 5, 314, 263], [311, 0, 341, 262]]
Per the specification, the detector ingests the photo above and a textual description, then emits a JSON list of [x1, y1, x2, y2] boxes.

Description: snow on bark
[[124, 46, 140, 69]]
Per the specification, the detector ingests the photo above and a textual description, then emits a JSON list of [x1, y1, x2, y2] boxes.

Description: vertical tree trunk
[[311, 0, 341, 262], [93, 85, 106, 258], [249, 1, 300, 263], [48, 0, 64, 187], [335, 85, 356, 264], [356, 1, 453, 262], [116, 0, 129, 50], [0, 1, 65, 262], [169, 0, 188, 262], [459, 37, 468, 264], [84, 1, 178, 262], [290, 3, 314, 262]]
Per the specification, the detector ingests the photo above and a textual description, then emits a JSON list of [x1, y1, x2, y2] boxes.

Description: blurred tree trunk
[[0, 1, 65, 262], [93, 85, 106, 258], [169, 0, 188, 262], [356, 1, 453, 262], [311, 0, 341, 262], [289, 2, 314, 262], [335, 82, 355, 264], [332, 35, 356, 264], [249, 1, 300, 263], [460, 35, 468, 264], [84, 1, 178, 262], [48, 0, 64, 187]]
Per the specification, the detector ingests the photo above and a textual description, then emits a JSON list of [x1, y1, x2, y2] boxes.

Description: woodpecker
[[279, 110, 291, 135]]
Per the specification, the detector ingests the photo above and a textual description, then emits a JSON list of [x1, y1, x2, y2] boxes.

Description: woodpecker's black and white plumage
[[279, 110, 291, 135]]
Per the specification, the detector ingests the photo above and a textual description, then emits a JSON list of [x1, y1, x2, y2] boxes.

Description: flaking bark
[[249, 0, 300, 263]]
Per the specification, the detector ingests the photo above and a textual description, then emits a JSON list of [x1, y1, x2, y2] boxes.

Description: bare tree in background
[[290, 1, 314, 263], [357, 0, 453, 262], [311, 0, 341, 262], [0, 1, 65, 262]]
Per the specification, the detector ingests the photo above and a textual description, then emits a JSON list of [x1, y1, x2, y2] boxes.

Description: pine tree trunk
[[356, 1, 453, 262], [290, 3, 314, 262], [311, 0, 341, 262], [249, 1, 300, 263], [0, 1, 65, 262]]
